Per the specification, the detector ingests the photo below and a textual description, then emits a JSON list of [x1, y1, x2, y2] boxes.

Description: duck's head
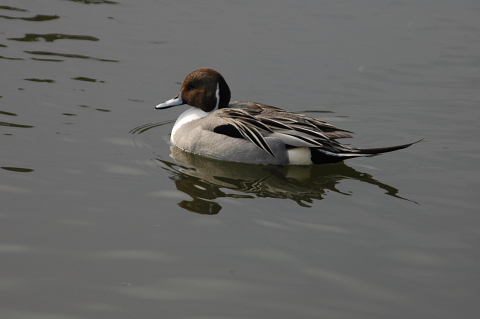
[[156, 68, 231, 112]]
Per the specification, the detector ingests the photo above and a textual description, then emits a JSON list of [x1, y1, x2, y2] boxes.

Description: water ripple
[[9, 33, 99, 42], [1, 167, 34, 173], [65, 0, 118, 4], [0, 121, 34, 128], [0, 6, 29, 12], [24, 51, 118, 62], [0, 14, 59, 22], [129, 121, 174, 135]]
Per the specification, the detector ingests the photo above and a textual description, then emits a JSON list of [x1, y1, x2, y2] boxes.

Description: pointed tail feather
[[311, 139, 422, 164], [356, 139, 423, 155]]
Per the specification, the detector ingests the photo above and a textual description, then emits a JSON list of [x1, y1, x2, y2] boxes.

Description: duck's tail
[[311, 139, 422, 164], [356, 139, 422, 155]]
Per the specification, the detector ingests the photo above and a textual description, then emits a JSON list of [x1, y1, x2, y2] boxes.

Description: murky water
[[1, 1, 479, 318]]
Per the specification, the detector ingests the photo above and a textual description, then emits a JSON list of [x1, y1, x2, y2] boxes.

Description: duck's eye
[[188, 84, 196, 90]]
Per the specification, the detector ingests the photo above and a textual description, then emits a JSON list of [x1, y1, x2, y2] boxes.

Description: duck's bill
[[155, 94, 186, 109]]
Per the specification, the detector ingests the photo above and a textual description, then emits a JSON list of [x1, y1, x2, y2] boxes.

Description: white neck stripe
[[214, 83, 220, 110]]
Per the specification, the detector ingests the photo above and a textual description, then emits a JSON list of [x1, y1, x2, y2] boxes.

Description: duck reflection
[[158, 146, 412, 215]]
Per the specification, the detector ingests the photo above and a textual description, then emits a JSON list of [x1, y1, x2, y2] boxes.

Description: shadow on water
[[157, 146, 416, 215], [130, 122, 416, 214]]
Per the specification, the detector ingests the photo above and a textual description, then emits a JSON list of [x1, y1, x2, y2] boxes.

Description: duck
[[156, 68, 417, 165]]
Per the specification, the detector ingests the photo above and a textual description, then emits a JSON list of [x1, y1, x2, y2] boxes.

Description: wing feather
[[226, 119, 274, 156], [212, 105, 356, 157]]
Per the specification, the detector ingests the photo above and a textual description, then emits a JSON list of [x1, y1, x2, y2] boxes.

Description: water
[[1, 1, 479, 318]]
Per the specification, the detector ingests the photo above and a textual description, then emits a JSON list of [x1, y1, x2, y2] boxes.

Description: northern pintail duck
[[156, 68, 416, 165]]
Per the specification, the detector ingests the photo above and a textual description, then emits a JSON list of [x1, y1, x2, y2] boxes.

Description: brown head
[[156, 68, 231, 112]]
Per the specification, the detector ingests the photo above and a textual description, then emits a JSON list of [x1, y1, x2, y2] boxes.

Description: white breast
[[171, 107, 210, 140]]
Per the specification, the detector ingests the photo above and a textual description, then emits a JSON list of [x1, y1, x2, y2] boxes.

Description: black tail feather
[[357, 139, 423, 155], [311, 139, 422, 164]]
